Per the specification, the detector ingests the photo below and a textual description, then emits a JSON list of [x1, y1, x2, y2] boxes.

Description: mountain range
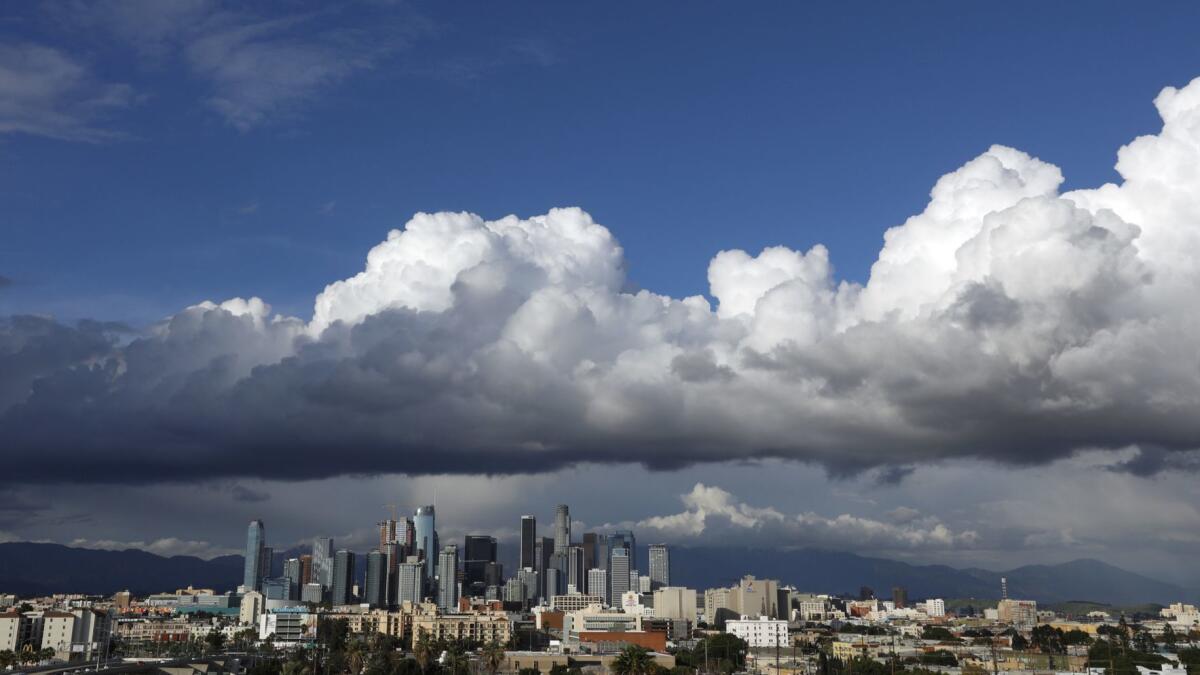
[[0, 542, 1192, 606]]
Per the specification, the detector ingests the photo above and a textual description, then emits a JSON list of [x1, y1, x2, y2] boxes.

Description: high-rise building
[[382, 542, 401, 605], [242, 520, 266, 592], [331, 550, 356, 606], [609, 547, 630, 601], [535, 536, 554, 600], [554, 505, 571, 554], [582, 532, 598, 571], [365, 550, 387, 608], [520, 516, 537, 570], [588, 568, 608, 605], [544, 568, 561, 601], [312, 538, 334, 589], [260, 546, 274, 582], [463, 535, 498, 597], [891, 586, 907, 609], [283, 558, 303, 600], [301, 583, 324, 604], [566, 546, 585, 593], [414, 505, 437, 579], [608, 530, 636, 569], [299, 554, 313, 585], [648, 544, 670, 590], [436, 545, 459, 610], [398, 518, 415, 554], [379, 519, 397, 550], [517, 568, 539, 606], [396, 559, 424, 605]]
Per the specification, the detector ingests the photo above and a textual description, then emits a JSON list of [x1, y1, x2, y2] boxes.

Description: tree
[[1162, 624, 1177, 653], [922, 626, 958, 642], [413, 630, 435, 675], [319, 618, 351, 653], [612, 645, 654, 675], [347, 641, 367, 675], [480, 641, 506, 675], [0, 650, 15, 670], [206, 629, 227, 653], [1011, 634, 1029, 651]]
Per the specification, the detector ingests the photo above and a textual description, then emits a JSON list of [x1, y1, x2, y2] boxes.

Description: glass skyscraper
[[243, 520, 265, 592], [648, 544, 670, 589], [312, 537, 334, 589], [414, 505, 436, 579]]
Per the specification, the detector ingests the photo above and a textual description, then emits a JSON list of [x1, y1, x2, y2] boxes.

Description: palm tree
[[38, 648, 56, 664], [413, 630, 434, 675], [612, 645, 653, 675], [346, 641, 366, 675], [0, 649, 15, 670], [480, 641, 506, 675], [443, 648, 470, 675]]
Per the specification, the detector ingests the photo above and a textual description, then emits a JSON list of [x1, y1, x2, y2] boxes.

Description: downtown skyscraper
[[242, 520, 266, 592], [519, 515, 536, 570], [414, 505, 437, 579], [331, 549, 355, 606], [312, 537, 334, 590], [649, 544, 670, 590], [553, 504, 571, 554]]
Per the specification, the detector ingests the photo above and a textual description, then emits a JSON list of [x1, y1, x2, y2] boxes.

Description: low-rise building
[[726, 615, 788, 648]]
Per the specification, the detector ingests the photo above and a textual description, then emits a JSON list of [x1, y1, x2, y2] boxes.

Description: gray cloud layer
[[5, 77, 1200, 486]]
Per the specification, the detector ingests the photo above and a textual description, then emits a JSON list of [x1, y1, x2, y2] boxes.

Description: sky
[[4, 1, 1200, 588]]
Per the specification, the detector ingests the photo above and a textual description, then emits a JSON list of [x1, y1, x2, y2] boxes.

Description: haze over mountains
[[0, 542, 1192, 606]]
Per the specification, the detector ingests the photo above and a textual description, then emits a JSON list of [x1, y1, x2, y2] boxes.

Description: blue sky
[[4, 1, 1199, 324], [9, 2, 1200, 583]]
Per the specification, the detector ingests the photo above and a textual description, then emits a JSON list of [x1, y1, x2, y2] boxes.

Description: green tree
[[413, 630, 435, 675], [0, 650, 15, 670], [922, 626, 958, 641], [612, 645, 654, 675], [480, 640, 506, 675], [205, 629, 227, 653], [1162, 624, 1177, 653]]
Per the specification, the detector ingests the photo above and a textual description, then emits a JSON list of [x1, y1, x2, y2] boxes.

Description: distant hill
[[0, 541, 1193, 606], [0, 542, 243, 596], [669, 547, 1196, 606]]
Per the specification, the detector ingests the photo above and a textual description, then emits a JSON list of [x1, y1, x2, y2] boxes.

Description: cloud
[[67, 537, 237, 559], [60, 1, 432, 132], [0, 275, 11, 289], [5, 77, 1200, 485], [0, 43, 135, 142], [610, 483, 978, 551]]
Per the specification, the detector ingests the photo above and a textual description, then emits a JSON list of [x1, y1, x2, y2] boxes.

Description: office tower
[[609, 547, 630, 601], [301, 583, 324, 604], [364, 550, 387, 608], [398, 518, 415, 555], [463, 535, 498, 597], [379, 519, 397, 550], [544, 568, 561, 600], [535, 536, 554, 599], [436, 545, 459, 610], [608, 530, 635, 571], [595, 534, 609, 571], [892, 586, 907, 609], [260, 546, 274, 581], [263, 577, 290, 601], [517, 568, 539, 606], [331, 549, 355, 606], [396, 559, 424, 605], [299, 555, 313, 585], [648, 544, 670, 590], [283, 558, 302, 600], [588, 568, 608, 605], [381, 542, 401, 605], [485, 562, 503, 590], [312, 537, 334, 588], [630, 568, 639, 593], [520, 516, 537, 570], [414, 505, 437, 579], [243, 520, 266, 592], [582, 532, 598, 571], [566, 546, 585, 593], [639, 575, 651, 593], [554, 504, 571, 554]]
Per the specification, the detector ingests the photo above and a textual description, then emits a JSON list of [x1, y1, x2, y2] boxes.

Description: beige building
[[997, 600, 1037, 628], [239, 591, 264, 627], [652, 587, 697, 622], [411, 608, 511, 645], [704, 576, 781, 626]]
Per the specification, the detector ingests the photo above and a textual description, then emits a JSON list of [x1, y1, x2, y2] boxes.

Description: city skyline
[[5, 2, 1200, 593]]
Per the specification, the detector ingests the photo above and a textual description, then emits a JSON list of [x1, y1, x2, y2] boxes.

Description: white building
[[259, 608, 315, 644], [40, 611, 76, 658], [0, 611, 23, 651], [1162, 603, 1200, 629], [726, 615, 788, 648], [924, 599, 945, 617]]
